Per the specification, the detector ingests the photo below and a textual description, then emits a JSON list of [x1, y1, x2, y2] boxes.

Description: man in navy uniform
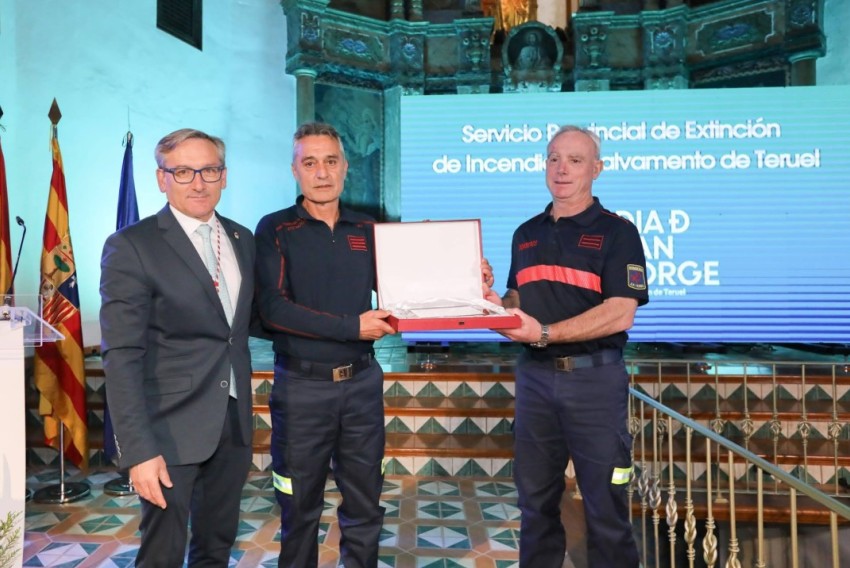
[[254, 122, 395, 568], [490, 125, 649, 568]]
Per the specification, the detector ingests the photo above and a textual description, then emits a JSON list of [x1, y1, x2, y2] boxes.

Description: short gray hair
[[548, 125, 601, 159], [292, 121, 347, 163], [155, 128, 226, 168]]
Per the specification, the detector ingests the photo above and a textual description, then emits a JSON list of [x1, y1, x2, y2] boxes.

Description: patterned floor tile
[[415, 557, 475, 568], [23, 541, 100, 567], [235, 518, 267, 541], [96, 545, 139, 568], [323, 496, 341, 512], [479, 501, 520, 521], [245, 474, 275, 492], [257, 551, 281, 567], [417, 480, 461, 496], [416, 500, 466, 520], [241, 494, 277, 514], [473, 480, 517, 497], [382, 479, 403, 495], [65, 513, 136, 536], [23, 471, 519, 567], [379, 523, 400, 547], [318, 521, 332, 544], [382, 498, 401, 518], [101, 495, 141, 509], [416, 525, 471, 549], [487, 527, 521, 551], [24, 511, 70, 533]]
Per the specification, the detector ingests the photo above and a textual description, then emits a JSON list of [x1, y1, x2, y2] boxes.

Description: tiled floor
[[24, 468, 573, 568], [24, 339, 845, 566]]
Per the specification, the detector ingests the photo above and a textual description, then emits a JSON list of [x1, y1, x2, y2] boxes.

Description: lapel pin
[[234, 231, 240, 239]]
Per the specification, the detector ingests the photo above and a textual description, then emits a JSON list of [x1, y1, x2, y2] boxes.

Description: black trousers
[[514, 353, 639, 568], [270, 358, 386, 568], [136, 397, 252, 567]]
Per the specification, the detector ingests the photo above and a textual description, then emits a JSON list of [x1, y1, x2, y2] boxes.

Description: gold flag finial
[[48, 99, 62, 126]]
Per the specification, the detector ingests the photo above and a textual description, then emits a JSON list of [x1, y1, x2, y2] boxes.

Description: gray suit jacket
[[100, 205, 255, 469]]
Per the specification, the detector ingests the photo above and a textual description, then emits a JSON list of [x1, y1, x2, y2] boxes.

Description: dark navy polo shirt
[[255, 195, 376, 364], [507, 197, 649, 357]]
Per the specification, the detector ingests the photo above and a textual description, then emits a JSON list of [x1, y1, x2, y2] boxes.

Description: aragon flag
[[0, 137, 13, 298], [33, 124, 89, 469]]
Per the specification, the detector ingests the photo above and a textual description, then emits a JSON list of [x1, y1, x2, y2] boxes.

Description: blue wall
[[0, 0, 296, 345]]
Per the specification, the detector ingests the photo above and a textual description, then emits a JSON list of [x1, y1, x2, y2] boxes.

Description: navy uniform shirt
[[255, 195, 376, 364], [507, 197, 649, 357]]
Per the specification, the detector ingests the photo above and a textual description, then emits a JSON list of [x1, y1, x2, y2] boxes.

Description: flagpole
[[32, 99, 90, 504], [103, 128, 137, 497], [32, 420, 90, 503]]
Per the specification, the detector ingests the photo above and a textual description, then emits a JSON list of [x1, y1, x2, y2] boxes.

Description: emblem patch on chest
[[627, 264, 647, 290], [578, 234, 604, 250], [347, 235, 368, 251]]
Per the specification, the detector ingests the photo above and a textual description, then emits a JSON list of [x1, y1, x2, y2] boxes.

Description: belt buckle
[[333, 364, 354, 382], [554, 357, 575, 372]]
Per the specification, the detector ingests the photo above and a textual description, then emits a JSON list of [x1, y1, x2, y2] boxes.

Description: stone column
[[390, 0, 404, 20], [383, 86, 403, 221], [409, 0, 423, 21], [294, 68, 317, 125], [789, 52, 818, 86]]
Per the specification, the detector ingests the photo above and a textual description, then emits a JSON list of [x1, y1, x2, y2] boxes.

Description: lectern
[[0, 296, 64, 567]]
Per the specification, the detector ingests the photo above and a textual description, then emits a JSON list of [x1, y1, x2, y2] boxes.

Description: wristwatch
[[530, 324, 550, 348]]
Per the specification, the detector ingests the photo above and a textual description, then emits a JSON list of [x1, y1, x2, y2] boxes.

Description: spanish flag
[[33, 120, 88, 469], [0, 137, 13, 298]]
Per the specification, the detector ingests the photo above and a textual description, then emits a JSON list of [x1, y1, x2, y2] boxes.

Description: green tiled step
[[248, 430, 516, 477], [251, 373, 515, 400], [30, 361, 850, 485], [383, 396, 514, 417], [250, 430, 513, 460]]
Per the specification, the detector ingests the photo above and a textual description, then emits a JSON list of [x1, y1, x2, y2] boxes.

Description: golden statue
[[483, 0, 537, 32]]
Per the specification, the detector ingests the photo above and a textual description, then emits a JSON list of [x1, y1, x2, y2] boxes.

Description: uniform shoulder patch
[[627, 264, 647, 290]]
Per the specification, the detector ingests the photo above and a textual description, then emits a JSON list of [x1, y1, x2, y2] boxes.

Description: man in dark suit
[[100, 128, 255, 566]]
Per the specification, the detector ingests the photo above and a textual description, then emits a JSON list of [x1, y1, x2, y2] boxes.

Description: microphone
[[11, 216, 26, 293]]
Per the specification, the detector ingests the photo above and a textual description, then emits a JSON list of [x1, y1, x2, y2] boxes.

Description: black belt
[[275, 353, 373, 382], [531, 348, 622, 372]]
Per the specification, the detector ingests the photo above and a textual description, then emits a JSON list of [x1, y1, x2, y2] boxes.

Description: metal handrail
[[629, 388, 850, 520]]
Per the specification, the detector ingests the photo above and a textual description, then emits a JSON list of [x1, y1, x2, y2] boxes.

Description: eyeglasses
[[161, 165, 225, 184]]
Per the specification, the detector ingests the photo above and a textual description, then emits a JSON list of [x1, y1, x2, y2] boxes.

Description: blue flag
[[103, 132, 139, 463], [116, 133, 139, 231]]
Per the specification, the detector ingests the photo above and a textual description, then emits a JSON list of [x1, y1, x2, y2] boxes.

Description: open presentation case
[[374, 219, 520, 332]]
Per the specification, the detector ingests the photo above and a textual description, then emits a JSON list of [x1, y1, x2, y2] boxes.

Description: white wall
[[0, 0, 296, 347]]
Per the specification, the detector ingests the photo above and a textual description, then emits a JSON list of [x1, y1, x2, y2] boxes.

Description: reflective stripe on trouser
[[269, 359, 386, 568], [273, 471, 293, 495], [611, 466, 632, 485], [513, 353, 639, 568]]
